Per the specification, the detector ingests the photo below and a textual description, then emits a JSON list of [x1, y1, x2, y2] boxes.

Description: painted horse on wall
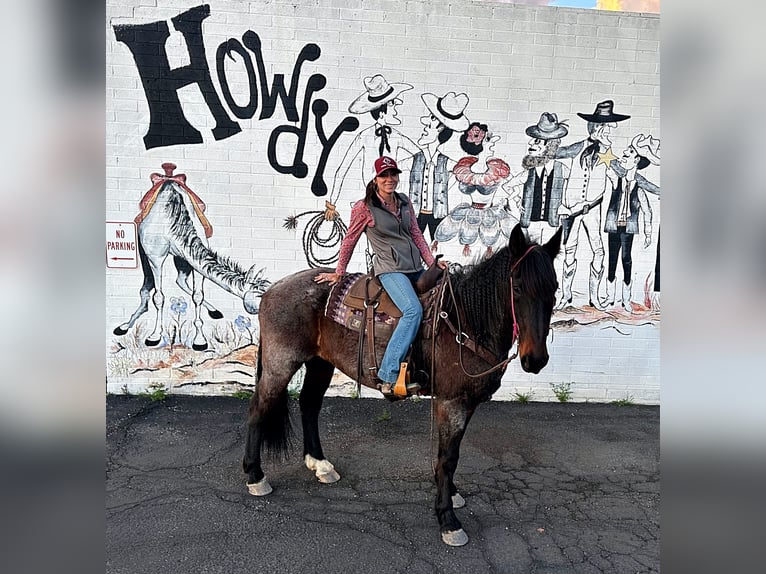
[[113, 163, 269, 350], [243, 223, 561, 546]]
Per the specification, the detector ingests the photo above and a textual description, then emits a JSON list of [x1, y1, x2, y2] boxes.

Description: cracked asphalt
[[106, 396, 659, 573]]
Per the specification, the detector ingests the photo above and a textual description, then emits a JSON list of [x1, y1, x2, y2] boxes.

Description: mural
[[108, 2, 660, 398], [110, 163, 270, 391], [113, 4, 358, 196]]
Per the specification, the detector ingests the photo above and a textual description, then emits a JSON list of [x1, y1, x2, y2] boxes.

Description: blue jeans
[[377, 271, 423, 384]]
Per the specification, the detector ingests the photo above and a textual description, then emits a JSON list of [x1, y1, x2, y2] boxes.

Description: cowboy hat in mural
[[348, 75, 414, 114], [420, 91, 470, 132], [630, 134, 660, 165], [525, 112, 569, 140], [576, 99, 631, 123]]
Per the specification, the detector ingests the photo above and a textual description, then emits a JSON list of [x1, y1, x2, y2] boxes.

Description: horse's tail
[[252, 342, 293, 460]]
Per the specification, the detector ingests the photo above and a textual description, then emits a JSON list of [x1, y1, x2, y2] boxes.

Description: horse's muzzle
[[520, 353, 548, 374]]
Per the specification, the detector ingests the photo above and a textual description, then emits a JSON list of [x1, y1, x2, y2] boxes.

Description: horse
[[113, 163, 270, 350], [243, 223, 561, 546]]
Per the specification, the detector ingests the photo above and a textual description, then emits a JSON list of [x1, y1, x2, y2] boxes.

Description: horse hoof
[[208, 309, 223, 319], [113, 326, 128, 336], [317, 468, 341, 484], [441, 529, 469, 546], [305, 455, 341, 484], [145, 338, 160, 347], [192, 342, 208, 351], [247, 479, 272, 496], [452, 493, 466, 509]]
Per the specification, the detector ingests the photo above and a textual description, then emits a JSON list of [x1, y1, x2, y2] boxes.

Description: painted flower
[[235, 315, 252, 331], [465, 125, 486, 145], [170, 297, 187, 314]]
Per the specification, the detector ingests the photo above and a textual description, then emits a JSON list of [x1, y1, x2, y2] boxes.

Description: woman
[[314, 156, 448, 396]]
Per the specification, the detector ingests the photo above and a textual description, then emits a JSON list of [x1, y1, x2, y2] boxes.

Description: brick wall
[[106, 0, 660, 403]]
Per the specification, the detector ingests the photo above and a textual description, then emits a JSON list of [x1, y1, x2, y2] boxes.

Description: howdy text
[[113, 4, 358, 196]]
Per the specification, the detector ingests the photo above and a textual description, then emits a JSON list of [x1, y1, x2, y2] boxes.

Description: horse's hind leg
[[300, 357, 340, 484], [243, 348, 301, 496], [174, 256, 223, 319]]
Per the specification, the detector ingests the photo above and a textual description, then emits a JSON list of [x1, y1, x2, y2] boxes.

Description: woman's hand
[[314, 272, 341, 285], [436, 259, 449, 270]]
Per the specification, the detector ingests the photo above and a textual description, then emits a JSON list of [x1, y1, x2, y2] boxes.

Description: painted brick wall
[[106, 0, 660, 403]]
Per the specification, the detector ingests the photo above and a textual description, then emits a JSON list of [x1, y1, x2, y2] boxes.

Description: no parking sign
[[106, 222, 138, 269]]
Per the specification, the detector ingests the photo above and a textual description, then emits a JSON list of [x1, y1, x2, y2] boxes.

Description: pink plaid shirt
[[335, 195, 435, 275]]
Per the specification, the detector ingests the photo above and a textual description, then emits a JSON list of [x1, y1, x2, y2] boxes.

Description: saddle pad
[[325, 274, 399, 334]]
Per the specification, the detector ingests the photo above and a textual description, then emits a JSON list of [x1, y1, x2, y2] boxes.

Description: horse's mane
[[451, 239, 557, 352]]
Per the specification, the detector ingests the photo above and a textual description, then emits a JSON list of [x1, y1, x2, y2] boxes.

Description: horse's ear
[[509, 223, 527, 257], [543, 227, 562, 260]]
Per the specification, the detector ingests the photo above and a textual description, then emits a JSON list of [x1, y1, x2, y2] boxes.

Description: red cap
[[373, 156, 401, 177]]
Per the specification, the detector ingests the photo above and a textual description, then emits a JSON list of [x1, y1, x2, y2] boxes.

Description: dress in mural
[[434, 123, 512, 257]]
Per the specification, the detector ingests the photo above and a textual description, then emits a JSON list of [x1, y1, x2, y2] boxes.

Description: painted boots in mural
[[555, 260, 576, 310], [588, 264, 607, 310], [622, 280, 634, 313], [605, 279, 616, 307]]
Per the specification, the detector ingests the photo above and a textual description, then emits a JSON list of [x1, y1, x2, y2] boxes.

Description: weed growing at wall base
[[513, 390, 534, 403], [140, 382, 169, 402], [550, 382, 573, 403]]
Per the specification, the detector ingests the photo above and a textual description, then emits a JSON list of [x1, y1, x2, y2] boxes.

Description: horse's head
[[243, 265, 271, 314], [508, 224, 561, 374]]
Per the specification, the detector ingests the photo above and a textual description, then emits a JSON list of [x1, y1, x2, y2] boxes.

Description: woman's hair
[[365, 178, 382, 207], [636, 155, 651, 170]]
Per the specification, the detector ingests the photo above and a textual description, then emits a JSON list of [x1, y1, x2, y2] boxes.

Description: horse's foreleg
[[300, 357, 340, 484], [189, 272, 208, 351], [434, 398, 476, 547]]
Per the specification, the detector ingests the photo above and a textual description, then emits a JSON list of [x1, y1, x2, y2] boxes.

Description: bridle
[[441, 245, 538, 379]]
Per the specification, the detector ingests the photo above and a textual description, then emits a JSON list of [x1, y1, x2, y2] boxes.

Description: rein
[[443, 245, 537, 379]]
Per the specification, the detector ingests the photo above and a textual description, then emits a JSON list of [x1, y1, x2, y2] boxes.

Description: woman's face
[[375, 170, 400, 194]]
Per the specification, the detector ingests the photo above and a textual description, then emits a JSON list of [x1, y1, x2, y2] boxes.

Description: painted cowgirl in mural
[[433, 122, 512, 257]]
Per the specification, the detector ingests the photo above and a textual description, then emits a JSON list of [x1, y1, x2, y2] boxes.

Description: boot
[[605, 279, 616, 306], [555, 260, 576, 310], [589, 264, 606, 310], [622, 280, 633, 313]]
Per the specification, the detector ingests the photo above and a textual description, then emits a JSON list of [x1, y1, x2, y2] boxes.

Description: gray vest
[[366, 193, 422, 275], [409, 151, 450, 219]]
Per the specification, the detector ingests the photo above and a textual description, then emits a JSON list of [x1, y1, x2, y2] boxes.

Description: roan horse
[[244, 224, 561, 546]]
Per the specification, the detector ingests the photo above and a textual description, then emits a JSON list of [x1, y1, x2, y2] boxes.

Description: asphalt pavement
[[106, 395, 659, 573]]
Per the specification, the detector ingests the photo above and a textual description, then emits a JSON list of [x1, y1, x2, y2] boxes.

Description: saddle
[[325, 257, 447, 395]]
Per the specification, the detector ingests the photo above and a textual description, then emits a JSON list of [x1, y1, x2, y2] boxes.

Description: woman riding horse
[[314, 156, 449, 396]]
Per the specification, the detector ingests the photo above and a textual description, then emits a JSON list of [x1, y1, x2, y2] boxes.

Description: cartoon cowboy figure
[[408, 91, 470, 248], [554, 100, 631, 310], [328, 74, 420, 208]]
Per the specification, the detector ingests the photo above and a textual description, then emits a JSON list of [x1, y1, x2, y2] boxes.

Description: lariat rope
[[283, 201, 347, 268]]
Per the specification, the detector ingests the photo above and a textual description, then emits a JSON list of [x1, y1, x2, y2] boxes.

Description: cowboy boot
[[605, 279, 616, 306], [622, 280, 633, 313], [555, 260, 576, 310], [589, 264, 606, 310]]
